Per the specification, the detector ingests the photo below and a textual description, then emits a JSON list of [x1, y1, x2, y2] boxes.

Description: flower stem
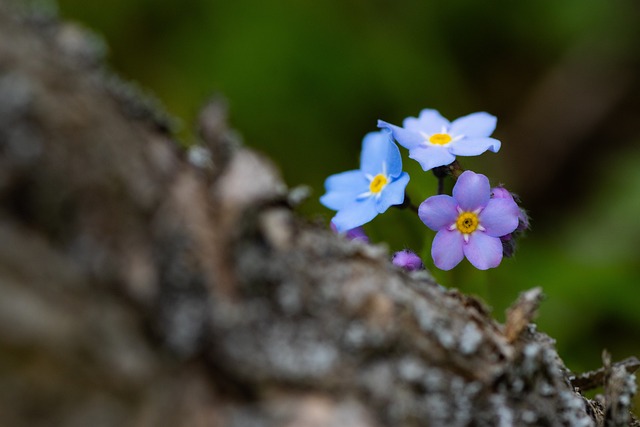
[[437, 177, 445, 195], [432, 161, 465, 194], [448, 160, 464, 179], [396, 193, 419, 213], [432, 165, 449, 195]]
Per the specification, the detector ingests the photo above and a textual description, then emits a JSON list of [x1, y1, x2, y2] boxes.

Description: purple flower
[[392, 250, 424, 271], [419, 171, 520, 270], [320, 131, 410, 232], [378, 109, 501, 171], [330, 222, 369, 243]]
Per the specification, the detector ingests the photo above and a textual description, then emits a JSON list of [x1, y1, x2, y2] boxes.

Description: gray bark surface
[[0, 2, 637, 426]]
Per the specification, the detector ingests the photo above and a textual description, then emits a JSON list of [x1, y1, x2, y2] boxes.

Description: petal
[[452, 170, 490, 211], [331, 222, 370, 242], [392, 250, 424, 271], [377, 120, 423, 150], [320, 170, 367, 210], [385, 141, 404, 178], [331, 197, 378, 232], [517, 208, 530, 231], [401, 116, 427, 133], [360, 131, 402, 177], [478, 198, 520, 237], [418, 194, 458, 231], [344, 226, 369, 242], [408, 146, 455, 171], [324, 170, 367, 192], [431, 229, 465, 271], [320, 191, 358, 211], [406, 109, 450, 134], [449, 112, 497, 138], [463, 232, 503, 270], [448, 137, 501, 156], [376, 172, 409, 213], [490, 187, 514, 201]]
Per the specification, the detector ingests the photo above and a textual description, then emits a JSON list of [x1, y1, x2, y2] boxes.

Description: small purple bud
[[392, 250, 424, 271], [516, 208, 530, 232], [491, 186, 514, 201], [490, 186, 530, 258], [330, 221, 369, 243], [500, 234, 516, 258]]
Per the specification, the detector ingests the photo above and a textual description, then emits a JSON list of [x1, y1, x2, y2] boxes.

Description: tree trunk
[[0, 2, 637, 426]]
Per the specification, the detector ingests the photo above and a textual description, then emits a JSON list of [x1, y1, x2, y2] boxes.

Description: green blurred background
[[56, 0, 640, 384]]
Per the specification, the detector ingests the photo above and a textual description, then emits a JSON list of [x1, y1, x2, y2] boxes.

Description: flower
[[392, 250, 424, 271], [378, 109, 501, 171], [320, 131, 410, 232], [330, 221, 369, 243], [419, 170, 520, 270]]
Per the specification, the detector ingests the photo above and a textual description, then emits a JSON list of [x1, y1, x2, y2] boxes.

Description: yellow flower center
[[456, 212, 479, 234], [369, 174, 388, 194], [429, 133, 453, 145]]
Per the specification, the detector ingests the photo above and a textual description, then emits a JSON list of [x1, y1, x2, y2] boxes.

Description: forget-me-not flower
[[378, 109, 501, 171], [321, 131, 410, 232], [392, 249, 424, 271], [419, 170, 519, 270]]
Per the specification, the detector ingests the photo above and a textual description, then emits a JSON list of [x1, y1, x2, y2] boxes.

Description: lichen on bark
[[0, 2, 637, 426]]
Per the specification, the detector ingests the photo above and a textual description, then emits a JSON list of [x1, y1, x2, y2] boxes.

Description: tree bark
[[0, 2, 637, 426]]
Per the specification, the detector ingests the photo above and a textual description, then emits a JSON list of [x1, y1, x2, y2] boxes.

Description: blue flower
[[320, 131, 410, 232], [378, 109, 501, 171]]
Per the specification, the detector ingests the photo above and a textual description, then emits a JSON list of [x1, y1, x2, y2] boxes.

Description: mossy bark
[[0, 2, 637, 426]]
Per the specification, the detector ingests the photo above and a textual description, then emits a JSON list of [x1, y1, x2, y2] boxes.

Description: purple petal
[[345, 226, 369, 242], [377, 120, 423, 150], [478, 198, 520, 237], [360, 131, 402, 178], [448, 137, 501, 156], [431, 229, 465, 271], [452, 170, 490, 211], [331, 197, 378, 232], [408, 146, 455, 171], [320, 170, 368, 210], [376, 172, 409, 213], [463, 232, 503, 270], [517, 208, 530, 231], [449, 112, 497, 138], [331, 222, 369, 243], [490, 187, 514, 201], [418, 194, 458, 231], [392, 250, 424, 271]]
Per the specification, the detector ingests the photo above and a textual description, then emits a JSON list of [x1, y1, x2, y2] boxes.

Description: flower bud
[[330, 221, 369, 243], [392, 250, 424, 271], [490, 186, 513, 200], [491, 186, 530, 258]]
